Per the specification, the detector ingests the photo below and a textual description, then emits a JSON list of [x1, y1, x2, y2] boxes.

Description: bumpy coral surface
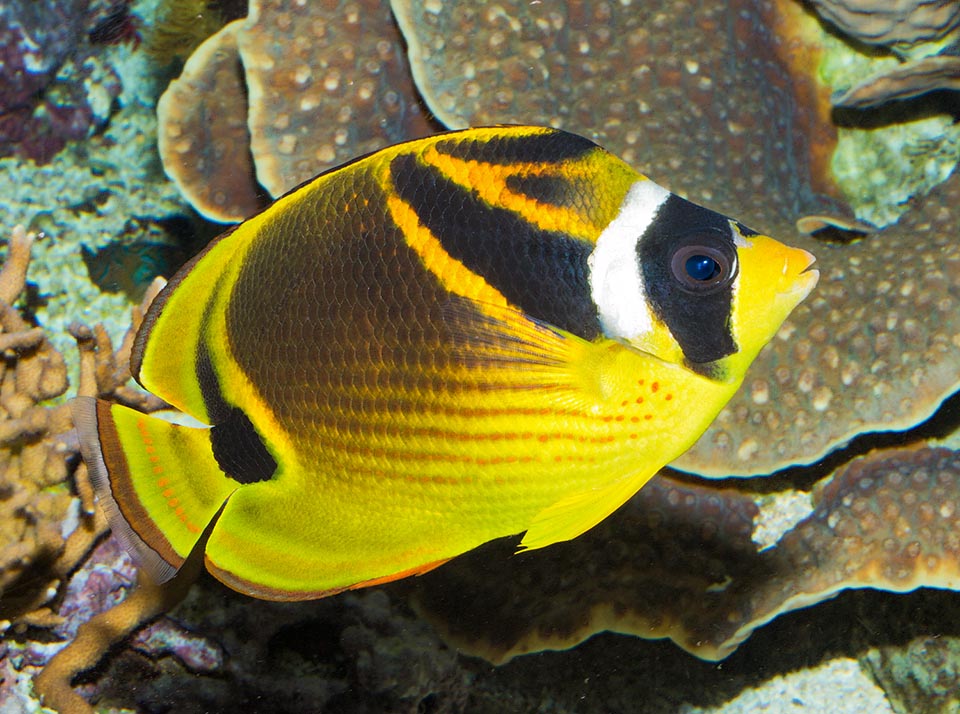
[[0, 0, 128, 163], [412, 445, 960, 663], [157, 0, 436, 222]]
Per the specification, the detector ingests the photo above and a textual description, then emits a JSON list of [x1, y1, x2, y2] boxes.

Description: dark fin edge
[[206, 554, 452, 602], [71, 397, 180, 584]]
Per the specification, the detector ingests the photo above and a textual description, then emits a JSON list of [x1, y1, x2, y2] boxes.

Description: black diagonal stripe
[[638, 194, 737, 369], [433, 128, 597, 165], [390, 153, 601, 340], [197, 326, 276, 485], [505, 173, 573, 207]]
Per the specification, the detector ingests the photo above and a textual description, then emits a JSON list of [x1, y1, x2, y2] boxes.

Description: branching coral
[[0, 224, 172, 712], [35, 558, 200, 714], [0, 226, 75, 615]]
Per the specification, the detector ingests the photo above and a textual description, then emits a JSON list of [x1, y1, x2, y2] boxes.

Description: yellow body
[[74, 126, 817, 600]]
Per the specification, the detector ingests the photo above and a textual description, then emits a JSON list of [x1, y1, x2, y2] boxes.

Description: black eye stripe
[[637, 194, 738, 367]]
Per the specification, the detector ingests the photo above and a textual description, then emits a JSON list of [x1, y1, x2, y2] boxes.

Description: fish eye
[[670, 241, 737, 294], [685, 254, 720, 281]]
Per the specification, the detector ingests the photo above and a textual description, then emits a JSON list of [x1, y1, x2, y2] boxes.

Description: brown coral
[[832, 53, 960, 109], [157, 20, 265, 223], [412, 444, 960, 663], [805, 0, 960, 48], [0, 225, 175, 713], [157, 0, 436, 222], [802, 0, 960, 110], [0, 226, 75, 613], [0, 225, 164, 545]]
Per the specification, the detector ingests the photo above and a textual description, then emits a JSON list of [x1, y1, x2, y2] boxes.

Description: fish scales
[[73, 126, 818, 600]]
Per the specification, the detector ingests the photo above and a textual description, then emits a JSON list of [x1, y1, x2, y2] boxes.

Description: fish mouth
[[782, 248, 819, 299]]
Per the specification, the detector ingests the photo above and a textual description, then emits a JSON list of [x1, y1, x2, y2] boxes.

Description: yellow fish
[[73, 126, 818, 601]]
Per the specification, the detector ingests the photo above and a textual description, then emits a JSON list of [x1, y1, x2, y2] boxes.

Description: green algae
[[818, 26, 960, 228], [0, 0, 191, 390]]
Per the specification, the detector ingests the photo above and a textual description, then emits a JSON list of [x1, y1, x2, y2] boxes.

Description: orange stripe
[[422, 146, 600, 239], [135, 416, 204, 536], [97, 404, 182, 571]]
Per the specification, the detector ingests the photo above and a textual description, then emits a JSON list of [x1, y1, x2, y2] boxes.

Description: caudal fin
[[71, 397, 237, 583]]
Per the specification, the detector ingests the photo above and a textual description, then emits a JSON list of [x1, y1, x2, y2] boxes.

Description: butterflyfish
[[73, 126, 819, 601]]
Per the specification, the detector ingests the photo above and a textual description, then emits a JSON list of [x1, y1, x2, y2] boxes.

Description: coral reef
[[144, 0, 231, 65], [0, 0, 131, 164], [863, 635, 960, 714], [0, 0, 194, 385], [6, 0, 960, 710], [806, 0, 960, 113], [392, 0, 842, 216], [810, 0, 960, 47], [0, 226, 74, 613], [805, 0, 960, 48], [157, 19, 263, 221], [411, 444, 960, 663], [156, 0, 436, 222], [833, 53, 960, 109], [87, 586, 471, 713]]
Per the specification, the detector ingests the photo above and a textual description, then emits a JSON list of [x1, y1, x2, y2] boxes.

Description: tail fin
[[72, 397, 237, 583]]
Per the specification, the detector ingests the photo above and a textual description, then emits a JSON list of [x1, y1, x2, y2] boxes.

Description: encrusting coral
[[832, 53, 960, 109], [156, 19, 264, 222], [410, 443, 960, 663], [156, 0, 436, 222], [804, 0, 960, 48], [144, 0, 230, 66], [803, 0, 960, 110]]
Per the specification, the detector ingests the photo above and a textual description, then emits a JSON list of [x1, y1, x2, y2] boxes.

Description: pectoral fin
[[519, 470, 657, 551]]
